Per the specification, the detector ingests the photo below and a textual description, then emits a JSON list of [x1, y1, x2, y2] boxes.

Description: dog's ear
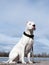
[[26, 21, 29, 24], [25, 21, 29, 26]]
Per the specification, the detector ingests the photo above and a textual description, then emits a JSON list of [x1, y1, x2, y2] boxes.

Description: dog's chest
[[18, 35, 34, 50], [26, 38, 34, 48], [23, 35, 34, 45], [25, 38, 33, 54], [28, 38, 33, 44]]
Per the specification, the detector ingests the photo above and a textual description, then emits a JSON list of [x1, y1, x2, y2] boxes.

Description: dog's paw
[[29, 61, 33, 63], [22, 61, 26, 64]]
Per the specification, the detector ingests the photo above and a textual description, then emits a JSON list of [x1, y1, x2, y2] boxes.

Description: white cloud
[[0, 33, 20, 44], [0, 33, 20, 52], [36, 37, 49, 47]]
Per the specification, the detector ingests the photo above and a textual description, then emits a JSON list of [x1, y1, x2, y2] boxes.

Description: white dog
[[7, 21, 36, 64]]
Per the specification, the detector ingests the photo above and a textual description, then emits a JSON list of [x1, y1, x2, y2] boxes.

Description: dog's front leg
[[28, 52, 32, 63], [21, 49, 26, 64]]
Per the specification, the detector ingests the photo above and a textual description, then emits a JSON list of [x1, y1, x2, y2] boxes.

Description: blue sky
[[0, 0, 49, 54]]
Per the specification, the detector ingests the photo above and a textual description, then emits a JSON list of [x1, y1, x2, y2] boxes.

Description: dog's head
[[26, 21, 36, 31]]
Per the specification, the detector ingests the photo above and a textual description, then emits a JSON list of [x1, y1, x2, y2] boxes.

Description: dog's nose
[[32, 24, 35, 27]]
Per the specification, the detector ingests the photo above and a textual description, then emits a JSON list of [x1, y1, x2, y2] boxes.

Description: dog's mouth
[[32, 24, 36, 30], [33, 27, 36, 30]]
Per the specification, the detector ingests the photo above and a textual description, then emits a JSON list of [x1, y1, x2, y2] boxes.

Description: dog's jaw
[[25, 30, 33, 35]]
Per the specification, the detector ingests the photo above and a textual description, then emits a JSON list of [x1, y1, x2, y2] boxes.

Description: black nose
[[32, 24, 35, 27]]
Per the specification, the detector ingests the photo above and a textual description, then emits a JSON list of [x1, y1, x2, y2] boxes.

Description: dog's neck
[[23, 29, 34, 39], [25, 29, 33, 35]]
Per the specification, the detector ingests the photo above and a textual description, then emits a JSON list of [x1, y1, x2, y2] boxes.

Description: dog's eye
[[29, 23, 31, 25]]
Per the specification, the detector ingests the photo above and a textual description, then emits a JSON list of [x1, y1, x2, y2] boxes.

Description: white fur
[[8, 21, 36, 64]]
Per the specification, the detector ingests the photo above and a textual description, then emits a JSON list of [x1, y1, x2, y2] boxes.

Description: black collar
[[23, 32, 34, 39]]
